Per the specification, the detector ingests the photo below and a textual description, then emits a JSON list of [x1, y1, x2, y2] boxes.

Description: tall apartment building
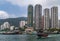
[[27, 5, 33, 27], [44, 8, 50, 30], [35, 4, 42, 30], [51, 6, 58, 29]]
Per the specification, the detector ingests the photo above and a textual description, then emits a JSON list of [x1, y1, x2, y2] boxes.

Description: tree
[[2, 28, 10, 31], [47, 28, 59, 32]]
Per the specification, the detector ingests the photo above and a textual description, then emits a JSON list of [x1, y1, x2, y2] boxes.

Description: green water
[[0, 34, 60, 41]]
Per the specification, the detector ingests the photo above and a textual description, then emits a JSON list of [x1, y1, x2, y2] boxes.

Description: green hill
[[0, 17, 27, 27]]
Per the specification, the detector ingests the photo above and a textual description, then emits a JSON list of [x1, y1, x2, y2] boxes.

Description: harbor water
[[0, 34, 60, 41]]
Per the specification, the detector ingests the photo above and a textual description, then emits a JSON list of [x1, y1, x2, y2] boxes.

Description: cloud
[[5, 0, 60, 11], [0, 11, 17, 19], [0, 11, 9, 19], [3, 0, 60, 19], [5, 0, 46, 6], [5, 0, 60, 7], [0, 1, 27, 17]]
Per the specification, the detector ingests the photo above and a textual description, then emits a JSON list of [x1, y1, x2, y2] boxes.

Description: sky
[[0, 0, 60, 19]]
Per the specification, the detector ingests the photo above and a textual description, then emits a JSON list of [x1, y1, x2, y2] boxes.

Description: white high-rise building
[[51, 6, 58, 29], [0, 22, 10, 30], [20, 21, 26, 28], [35, 4, 42, 30], [44, 8, 50, 30], [0, 25, 4, 30], [3, 22, 10, 29]]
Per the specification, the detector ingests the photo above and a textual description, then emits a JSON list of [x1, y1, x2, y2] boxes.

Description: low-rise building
[[10, 26, 15, 31], [25, 27, 34, 34]]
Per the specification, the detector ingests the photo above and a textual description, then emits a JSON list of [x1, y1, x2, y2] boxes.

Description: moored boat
[[37, 29, 48, 38], [37, 33, 48, 38]]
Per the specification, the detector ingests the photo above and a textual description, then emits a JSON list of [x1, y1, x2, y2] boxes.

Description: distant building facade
[[20, 21, 26, 28], [0, 25, 4, 30], [44, 8, 50, 30], [51, 6, 58, 29], [27, 5, 33, 27], [35, 4, 42, 30], [41, 16, 44, 29], [3, 22, 10, 29], [58, 20, 60, 29], [0, 22, 10, 30]]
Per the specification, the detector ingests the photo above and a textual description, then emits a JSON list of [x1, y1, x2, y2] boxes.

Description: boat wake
[[48, 34, 60, 37]]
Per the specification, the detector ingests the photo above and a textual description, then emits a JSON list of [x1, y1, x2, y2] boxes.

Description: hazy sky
[[0, 0, 60, 19]]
